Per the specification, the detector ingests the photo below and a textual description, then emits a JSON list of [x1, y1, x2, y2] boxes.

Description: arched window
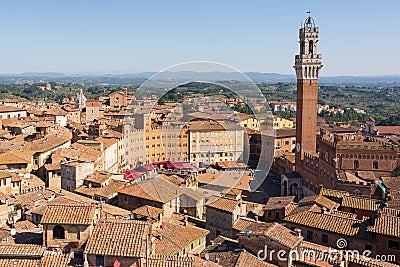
[[301, 41, 305, 54], [53, 225, 65, 239], [373, 161, 379, 169], [309, 40, 314, 54], [354, 160, 359, 170]]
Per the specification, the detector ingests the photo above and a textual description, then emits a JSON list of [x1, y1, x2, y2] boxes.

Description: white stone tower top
[[294, 13, 323, 80]]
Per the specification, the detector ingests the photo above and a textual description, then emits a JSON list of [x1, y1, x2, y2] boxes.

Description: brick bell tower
[[295, 14, 322, 171]]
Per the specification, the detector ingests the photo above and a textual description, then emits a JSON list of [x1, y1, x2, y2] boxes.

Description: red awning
[[123, 170, 143, 180]]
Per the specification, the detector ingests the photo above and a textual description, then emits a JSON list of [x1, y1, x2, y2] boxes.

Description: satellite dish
[[10, 228, 16, 236], [205, 253, 210, 260]]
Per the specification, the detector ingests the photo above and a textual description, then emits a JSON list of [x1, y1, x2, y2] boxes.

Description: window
[[307, 231, 313, 241], [322, 234, 328, 244], [95, 255, 105, 266], [53, 225, 65, 239], [275, 212, 280, 219], [353, 160, 359, 169], [373, 161, 378, 169], [388, 240, 399, 250]]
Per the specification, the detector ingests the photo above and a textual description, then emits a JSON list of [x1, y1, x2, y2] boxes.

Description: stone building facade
[[61, 160, 94, 192], [41, 204, 100, 252]]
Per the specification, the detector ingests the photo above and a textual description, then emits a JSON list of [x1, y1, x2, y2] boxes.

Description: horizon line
[[0, 71, 400, 78]]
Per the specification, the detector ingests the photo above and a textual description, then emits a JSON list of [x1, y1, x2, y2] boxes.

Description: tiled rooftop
[[368, 214, 400, 238], [0, 253, 71, 267], [341, 195, 381, 211], [206, 197, 240, 213], [147, 255, 221, 267], [84, 171, 113, 184], [284, 210, 373, 239], [153, 222, 210, 256], [240, 222, 302, 249], [235, 251, 278, 267], [0, 244, 44, 257], [41, 203, 97, 225], [263, 196, 295, 210], [298, 195, 339, 210], [232, 218, 255, 231], [319, 187, 349, 199], [121, 175, 204, 205], [132, 205, 164, 218], [85, 220, 151, 257]]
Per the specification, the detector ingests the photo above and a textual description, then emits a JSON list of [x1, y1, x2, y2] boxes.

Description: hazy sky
[[1, 1, 399, 76]]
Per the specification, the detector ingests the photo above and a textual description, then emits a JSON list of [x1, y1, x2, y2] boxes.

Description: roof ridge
[[151, 178, 164, 201], [287, 210, 364, 223]]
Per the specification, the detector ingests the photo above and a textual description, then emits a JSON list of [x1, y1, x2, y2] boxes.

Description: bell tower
[[294, 14, 323, 169]]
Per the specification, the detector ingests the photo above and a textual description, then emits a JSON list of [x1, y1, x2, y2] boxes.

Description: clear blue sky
[[1, 0, 399, 76]]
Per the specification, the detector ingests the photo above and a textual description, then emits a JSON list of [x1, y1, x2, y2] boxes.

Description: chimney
[[376, 209, 382, 219], [184, 215, 188, 227]]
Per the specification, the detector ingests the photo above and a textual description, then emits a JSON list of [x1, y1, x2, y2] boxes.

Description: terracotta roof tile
[[0, 229, 12, 243], [375, 126, 400, 135], [284, 210, 373, 239], [41, 203, 97, 225], [76, 180, 126, 199], [216, 161, 248, 169], [200, 236, 241, 266], [85, 220, 151, 257], [0, 252, 71, 267], [232, 218, 255, 231], [96, 136, 118, 149], [368, 214, 400, 238], [0, 106, 25, 113], [153, 222, 210, 256], [319, 188, 349, 199], [14, 190, 56, 211], [148, 255, 220, 267], [84, 171, 113, 184], [0, 244, 44, 257], [341, 195, 381, 212], [14, 220, 41, 233], [264, 196, 295, 210], [235, 251, 278, 267], [381, 207, 400, 217], [240, 222, 302, 249], [298, 195, 339, 210], [0, 152, 30, 165], [206, 197, 240, 213], [118, 176, 180, 203], [132, 205, 164, 218], [40, 253, 71, 267]]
